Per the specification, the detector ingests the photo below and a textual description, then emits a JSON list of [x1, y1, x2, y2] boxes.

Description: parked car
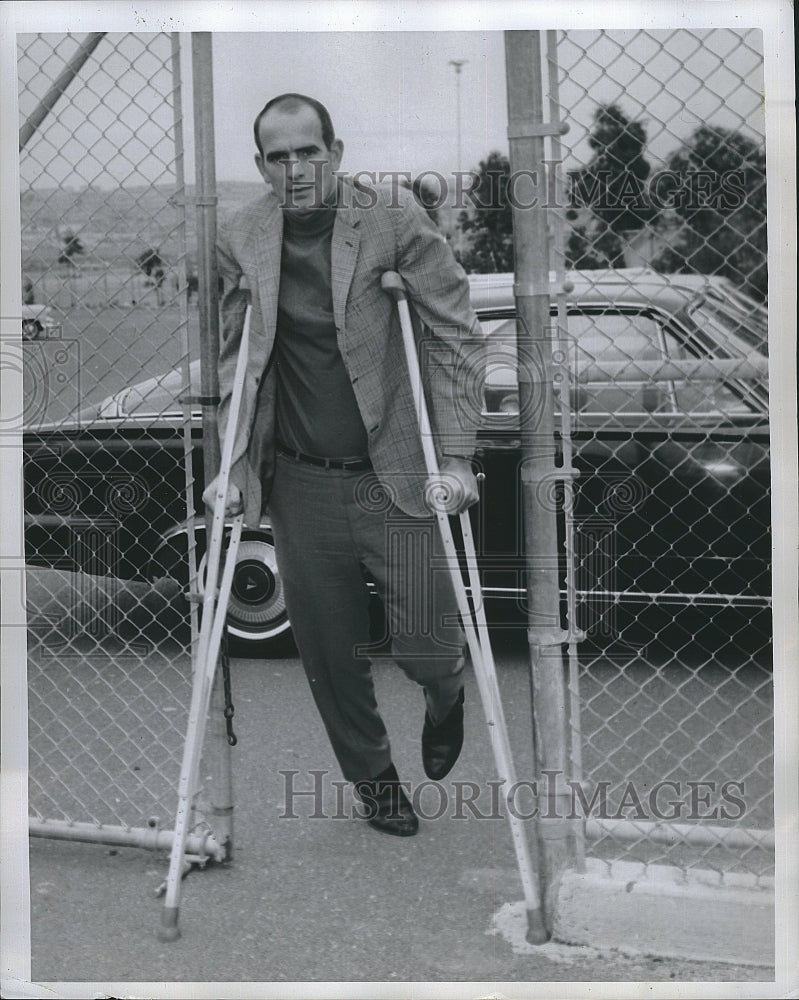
[[23, 268, 770, 651], [21, 303, 59, 341]]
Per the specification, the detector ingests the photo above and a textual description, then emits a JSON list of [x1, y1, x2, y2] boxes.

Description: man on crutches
[[204, 92, 486, 838]]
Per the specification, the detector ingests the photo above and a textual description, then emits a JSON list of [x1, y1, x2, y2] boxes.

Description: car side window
[[481, 315, 521, 415], [567, 311, 676, 416], [567, 310, 756, 418], [676, 304, 763, 415], [670, 362, 758, 417], [480, 308, 758, 419]]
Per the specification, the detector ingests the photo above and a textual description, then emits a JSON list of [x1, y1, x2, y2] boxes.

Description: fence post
[[191, 31, 233, 860], [545, 28, 586, 869], [19, 32, 106, 151], [504, 29, 575, 927], [170, 32, 199, 647]]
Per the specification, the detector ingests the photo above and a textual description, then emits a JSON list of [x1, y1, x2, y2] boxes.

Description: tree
[[565, 221, 624, 269], [456, 152, 514, 273], [651, 125, 767, 302], [574, 103, 653, 232], [566, 103, 653, 269]]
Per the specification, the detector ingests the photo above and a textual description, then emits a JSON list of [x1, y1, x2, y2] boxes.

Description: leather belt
[[277, 446, 373, 472]]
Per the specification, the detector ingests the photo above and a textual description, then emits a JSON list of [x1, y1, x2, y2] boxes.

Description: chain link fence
[[19, 31, 226, 861], [533, 28, 770, 883], [18, 25, 773, 912], [462, 27, 771, 885]]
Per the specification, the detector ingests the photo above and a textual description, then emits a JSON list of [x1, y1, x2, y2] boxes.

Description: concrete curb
[[553, 859, 775, 967]]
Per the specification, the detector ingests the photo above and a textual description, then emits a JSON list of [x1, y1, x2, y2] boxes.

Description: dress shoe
[[354, 762, 419, 837], [422, 687, 465, 780]]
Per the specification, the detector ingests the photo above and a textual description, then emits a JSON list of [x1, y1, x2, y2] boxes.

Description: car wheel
[[196, 528, 293, 655]]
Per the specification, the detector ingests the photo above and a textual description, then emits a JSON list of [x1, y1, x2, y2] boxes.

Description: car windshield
[[688, 293, 768, 356]]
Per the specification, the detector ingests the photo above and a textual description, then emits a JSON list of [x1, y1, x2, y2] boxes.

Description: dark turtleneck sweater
[[274, 202, 369, 460]]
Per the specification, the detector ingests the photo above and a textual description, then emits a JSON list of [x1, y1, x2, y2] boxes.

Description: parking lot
[[20, 563, 774, 985], [20, 291, 199, 430], [19, 258, 776, 986]]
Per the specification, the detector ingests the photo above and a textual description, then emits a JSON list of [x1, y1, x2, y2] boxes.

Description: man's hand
[[425, 457, 479, 515], [202, 478, 243, 517]]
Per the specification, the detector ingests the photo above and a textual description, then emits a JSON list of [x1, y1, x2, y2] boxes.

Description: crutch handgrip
[[381, 270, 407, 300], [424, 473, 465, 515]]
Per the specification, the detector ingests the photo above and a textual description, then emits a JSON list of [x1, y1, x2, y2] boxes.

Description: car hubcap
[[198, 533, 289, 641], [232, 558, 276, 606]]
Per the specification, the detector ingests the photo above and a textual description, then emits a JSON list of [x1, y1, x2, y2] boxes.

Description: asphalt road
[[17, 569, 776, 988], [22, 297, 199, 430]]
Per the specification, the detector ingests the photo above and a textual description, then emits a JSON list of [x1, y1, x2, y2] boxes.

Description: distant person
[[204, 93, 485, 837], [57, 226, 84, 267], [135, 248, 166, 306], [411, 175, 442, 226]]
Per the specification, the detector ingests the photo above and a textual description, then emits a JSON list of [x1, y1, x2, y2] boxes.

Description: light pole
[[449, 59, 467, 174]]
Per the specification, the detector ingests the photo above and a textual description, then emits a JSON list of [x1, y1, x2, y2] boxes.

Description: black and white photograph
[[1, 1, 796, 997]]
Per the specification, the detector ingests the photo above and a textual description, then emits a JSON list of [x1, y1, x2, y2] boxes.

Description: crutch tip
[[156, 925, 181, 942], [524, 907, 550, 945], [156, 907, 182, 942]]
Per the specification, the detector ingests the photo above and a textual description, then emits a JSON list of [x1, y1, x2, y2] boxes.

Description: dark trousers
[[268, 453, 465, 781]]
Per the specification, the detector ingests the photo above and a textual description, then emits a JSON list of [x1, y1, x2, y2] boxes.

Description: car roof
[[467, 267, 716, 314], [62, 267, 763, 428]]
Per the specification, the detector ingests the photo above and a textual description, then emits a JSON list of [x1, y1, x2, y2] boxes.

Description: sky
[[205, 28, 765, 182], [16, 19, 766, 191], [208, 31, 509, 181]]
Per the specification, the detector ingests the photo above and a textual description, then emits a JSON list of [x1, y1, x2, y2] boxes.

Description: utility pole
[[449, 59, 467, 174], [504, 29, 574, 931]]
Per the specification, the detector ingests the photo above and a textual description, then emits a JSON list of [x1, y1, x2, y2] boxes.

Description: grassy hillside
[[21, 181, 265, 272], [19, 182, 271, 426]]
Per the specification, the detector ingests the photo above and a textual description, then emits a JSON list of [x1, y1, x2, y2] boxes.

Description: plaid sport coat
[[214, 178, 486, 527]]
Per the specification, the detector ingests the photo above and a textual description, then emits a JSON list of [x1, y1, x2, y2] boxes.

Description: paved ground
[[21, 578, 777, 990]]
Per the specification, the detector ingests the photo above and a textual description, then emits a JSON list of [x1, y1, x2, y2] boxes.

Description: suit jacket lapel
[[331, 204, 361, 335], [254, 196, 283, 347]]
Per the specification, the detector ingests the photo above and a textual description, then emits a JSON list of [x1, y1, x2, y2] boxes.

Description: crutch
[[381, 271, 548, 944], [157, 298, 251, 942]]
